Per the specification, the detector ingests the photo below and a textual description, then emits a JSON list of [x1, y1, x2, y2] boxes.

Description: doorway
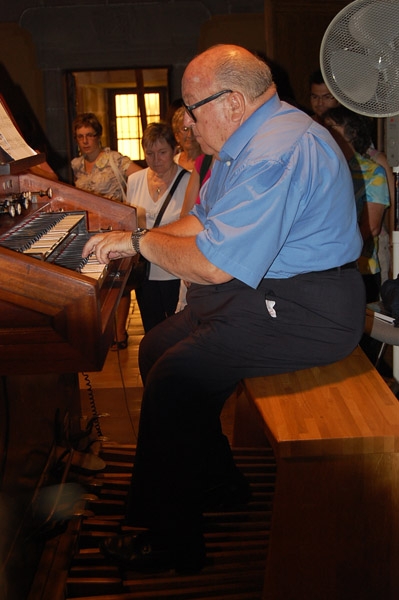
[[70, 68, 169, 166]]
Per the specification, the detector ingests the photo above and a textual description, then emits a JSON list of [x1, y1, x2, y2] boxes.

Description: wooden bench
[[233, 345, 399, 600]]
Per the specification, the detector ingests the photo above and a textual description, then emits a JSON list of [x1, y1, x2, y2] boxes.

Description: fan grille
[[320, 0, 399, 117]]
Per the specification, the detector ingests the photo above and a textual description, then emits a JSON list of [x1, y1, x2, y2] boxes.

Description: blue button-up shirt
[[192, 94, 362, 288]]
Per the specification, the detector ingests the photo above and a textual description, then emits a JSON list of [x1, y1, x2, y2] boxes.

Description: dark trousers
[[125, 269, 366, 561], [135, 278, 180, 333]]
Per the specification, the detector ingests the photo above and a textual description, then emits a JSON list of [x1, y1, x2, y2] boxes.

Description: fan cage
[[320, 0, 399, 117]]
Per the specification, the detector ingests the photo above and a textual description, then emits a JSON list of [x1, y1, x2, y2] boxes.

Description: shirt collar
[[219, 92, 281, 162]]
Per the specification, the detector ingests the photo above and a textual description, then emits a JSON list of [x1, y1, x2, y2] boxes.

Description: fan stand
[[391, 167, 399, 382]]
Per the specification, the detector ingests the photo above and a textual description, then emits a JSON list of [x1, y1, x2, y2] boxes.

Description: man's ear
[[229, 92, 245, 123]]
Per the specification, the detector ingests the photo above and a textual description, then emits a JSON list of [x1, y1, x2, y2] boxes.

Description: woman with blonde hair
[[116, 121, 190, 338], [172, 107, 201, 172]]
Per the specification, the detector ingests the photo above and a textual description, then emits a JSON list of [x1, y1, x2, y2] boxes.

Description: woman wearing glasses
[[72, 112, 141, 351], [71, 112, 141, 202]]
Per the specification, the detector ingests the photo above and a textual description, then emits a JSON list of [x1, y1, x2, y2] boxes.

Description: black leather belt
[[323, 261, 358, 273]]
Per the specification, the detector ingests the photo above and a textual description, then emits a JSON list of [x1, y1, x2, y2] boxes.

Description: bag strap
[[107, 149, 127, 202], [199, 154, 212, 187], [153, 168, 187, 228]]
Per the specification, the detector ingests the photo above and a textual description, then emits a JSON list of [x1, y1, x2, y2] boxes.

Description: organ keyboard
[[0, 210, 107, 281], [0, 167, 136, 375]]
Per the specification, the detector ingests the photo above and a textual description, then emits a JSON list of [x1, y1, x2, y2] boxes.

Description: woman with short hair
[[71, 112, 141, 203], [123, 121, 190, 334]]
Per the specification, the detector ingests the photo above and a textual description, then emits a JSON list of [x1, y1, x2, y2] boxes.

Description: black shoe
[[99, 531, 173, 571], [99, 530, 206, 573], [202, 477, 251, 511], [111, 331, 129, 351]]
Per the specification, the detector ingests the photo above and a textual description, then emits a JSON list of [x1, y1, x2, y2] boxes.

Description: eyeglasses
[[310, 93, 336, 102], [183, 89, 232, 122], [76, 133, 97, 141]]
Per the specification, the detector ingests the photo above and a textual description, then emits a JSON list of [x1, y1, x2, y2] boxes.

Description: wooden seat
[[233, 346, 399, 600]]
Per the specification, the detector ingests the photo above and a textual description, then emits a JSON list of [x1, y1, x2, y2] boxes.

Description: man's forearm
[[140, 229, 232, 285], [82, 213, 233, 285], [151, 213, 202, 237]]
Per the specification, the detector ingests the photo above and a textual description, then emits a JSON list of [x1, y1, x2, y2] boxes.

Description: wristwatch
[[131, 228, 148, 254]]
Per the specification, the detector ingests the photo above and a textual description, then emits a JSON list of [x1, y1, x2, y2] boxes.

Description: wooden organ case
[[0, 156, 136, 599]]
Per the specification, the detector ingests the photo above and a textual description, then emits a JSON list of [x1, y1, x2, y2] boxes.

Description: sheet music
[[0, 101, 36, 161]]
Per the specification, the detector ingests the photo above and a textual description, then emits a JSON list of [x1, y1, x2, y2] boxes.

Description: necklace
[[151, 165, 177, 198]]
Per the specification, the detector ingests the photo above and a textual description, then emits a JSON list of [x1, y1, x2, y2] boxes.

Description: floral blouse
[[71, 148, 132, 202], [349, 152, 390, 275]]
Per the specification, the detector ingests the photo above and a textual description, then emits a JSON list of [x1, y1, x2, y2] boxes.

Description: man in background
[[309, 68, 340, 124]]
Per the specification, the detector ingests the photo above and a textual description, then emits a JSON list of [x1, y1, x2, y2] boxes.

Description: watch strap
[[131, 228, 148, 254]]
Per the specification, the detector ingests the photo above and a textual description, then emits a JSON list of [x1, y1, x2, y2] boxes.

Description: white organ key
[[80, 253, 107, 280]]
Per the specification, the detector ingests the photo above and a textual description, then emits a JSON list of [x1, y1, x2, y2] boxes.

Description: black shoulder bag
[[126, 169, 187, 290], [381, 276, 399, 327]]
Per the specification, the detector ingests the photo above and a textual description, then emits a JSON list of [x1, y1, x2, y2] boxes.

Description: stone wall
[[0, 1, 265, 180]]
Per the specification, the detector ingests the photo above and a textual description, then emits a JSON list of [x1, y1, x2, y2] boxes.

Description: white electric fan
[[320, 0, 399, 379], [320, 0, 399, 118]]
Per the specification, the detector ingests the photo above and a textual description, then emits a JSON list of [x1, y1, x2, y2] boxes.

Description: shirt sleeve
[[115, 152, 132, 179]]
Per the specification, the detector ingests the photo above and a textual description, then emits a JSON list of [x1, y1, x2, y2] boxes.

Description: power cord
[[80, 371, 104, 439]]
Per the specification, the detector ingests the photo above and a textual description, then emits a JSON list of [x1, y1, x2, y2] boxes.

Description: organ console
[[0, 123, 137, 598], [0, 169, 136, 374]]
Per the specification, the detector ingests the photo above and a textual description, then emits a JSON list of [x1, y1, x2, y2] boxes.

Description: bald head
[[183, 45, 274, 105], [181, 45, 275, 156]]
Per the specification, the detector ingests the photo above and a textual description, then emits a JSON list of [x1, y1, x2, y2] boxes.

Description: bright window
[[115, 93, 161, 161]]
